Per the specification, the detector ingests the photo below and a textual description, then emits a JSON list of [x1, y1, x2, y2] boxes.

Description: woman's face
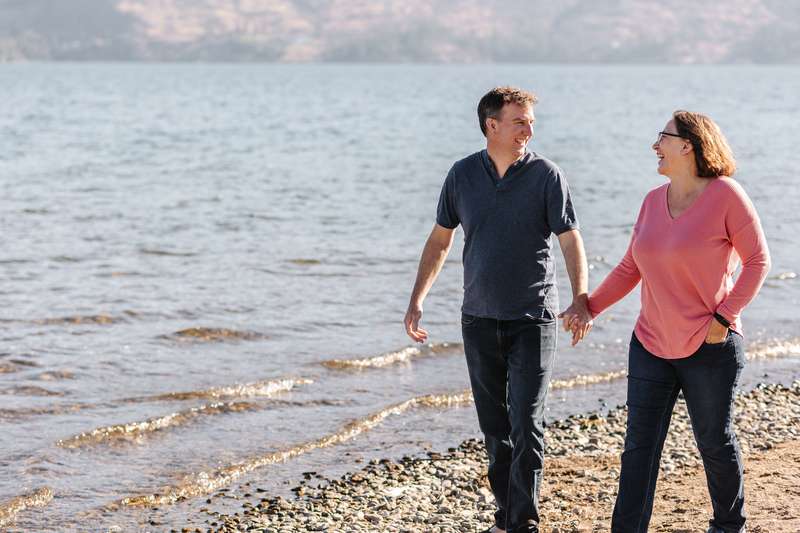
[[652, 119, 688, 176]]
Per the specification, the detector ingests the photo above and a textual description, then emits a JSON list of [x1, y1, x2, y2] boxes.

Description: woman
[[583, 111, 770, 532]]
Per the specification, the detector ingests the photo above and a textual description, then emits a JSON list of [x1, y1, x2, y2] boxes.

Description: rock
[[198, 382, 800, 533]]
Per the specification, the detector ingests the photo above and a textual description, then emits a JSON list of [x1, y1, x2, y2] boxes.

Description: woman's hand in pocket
[[705, 317, 729, 344]]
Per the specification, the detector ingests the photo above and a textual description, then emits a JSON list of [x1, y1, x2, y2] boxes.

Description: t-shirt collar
[[481, 149, 532, 181]]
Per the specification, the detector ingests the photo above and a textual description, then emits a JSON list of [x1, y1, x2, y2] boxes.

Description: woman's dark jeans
[[461, 312, 557, 533], [612, 331, 746, 533]]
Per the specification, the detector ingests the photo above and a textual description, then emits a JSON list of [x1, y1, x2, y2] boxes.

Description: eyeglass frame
[[655, 131, 687, 144]]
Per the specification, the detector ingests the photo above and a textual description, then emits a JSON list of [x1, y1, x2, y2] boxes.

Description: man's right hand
[[404, 302, 428, 343], [403, 224, 455, 344]]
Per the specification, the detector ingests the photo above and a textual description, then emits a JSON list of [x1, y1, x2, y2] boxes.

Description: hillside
[[1, 0, 798, 62]]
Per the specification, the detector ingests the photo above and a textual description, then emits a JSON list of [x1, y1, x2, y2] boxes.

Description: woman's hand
[[558, 295, 593, 346], [705, 317, 729, 344]]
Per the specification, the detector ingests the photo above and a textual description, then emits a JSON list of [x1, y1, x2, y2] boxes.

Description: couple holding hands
[[403, 86, 769, 533]]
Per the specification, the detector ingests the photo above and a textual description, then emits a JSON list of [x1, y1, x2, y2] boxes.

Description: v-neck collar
[[663, 178, 716, 222]]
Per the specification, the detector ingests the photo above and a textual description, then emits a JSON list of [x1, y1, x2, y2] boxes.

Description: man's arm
[[404, 224, 456, 343], [557, 229, 592, 346]]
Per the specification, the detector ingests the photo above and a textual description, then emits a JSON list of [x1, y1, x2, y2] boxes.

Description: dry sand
[[540, 441, 800, 532]]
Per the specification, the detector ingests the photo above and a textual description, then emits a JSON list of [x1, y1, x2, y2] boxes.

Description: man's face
[[488, 102, 535, 155]]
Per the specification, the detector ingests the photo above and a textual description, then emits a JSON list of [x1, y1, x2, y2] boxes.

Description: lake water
[[1, 63, 798, 531]]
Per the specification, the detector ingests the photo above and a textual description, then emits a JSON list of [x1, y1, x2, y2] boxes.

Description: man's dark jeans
[[461, 312, 557, 533], [612, 331, 746, 533]]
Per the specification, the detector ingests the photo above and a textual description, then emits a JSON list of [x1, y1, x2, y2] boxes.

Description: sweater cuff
[[714, 306, 737, 325]]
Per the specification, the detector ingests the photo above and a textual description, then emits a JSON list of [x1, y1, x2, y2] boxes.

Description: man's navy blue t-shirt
[[436, 149, 579, 320]]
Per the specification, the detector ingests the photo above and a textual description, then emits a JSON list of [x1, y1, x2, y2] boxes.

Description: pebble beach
[[186, 381, 800, 533]]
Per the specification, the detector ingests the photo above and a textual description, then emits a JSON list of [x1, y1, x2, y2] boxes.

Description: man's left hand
[[558, 295, 593, 346]]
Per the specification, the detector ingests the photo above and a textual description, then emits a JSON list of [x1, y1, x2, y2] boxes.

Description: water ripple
[[0, 487, 54, 528], [111, 390, 474, 508], [127, 377, 313, 402], [57, 401, 262, 449], [322, 342, 463, 369], [161, 327, 268, 343]]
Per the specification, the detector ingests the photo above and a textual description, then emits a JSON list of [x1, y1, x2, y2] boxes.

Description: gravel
[[190, 381, 800, 533]]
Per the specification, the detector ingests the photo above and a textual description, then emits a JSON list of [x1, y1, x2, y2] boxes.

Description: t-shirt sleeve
[[435, 167, 460, 229], [545, 166, 580, 235]]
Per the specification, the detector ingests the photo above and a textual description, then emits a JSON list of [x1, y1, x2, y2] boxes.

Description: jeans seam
[[637, 384, 677, 533], [496, 320, 504, 360]]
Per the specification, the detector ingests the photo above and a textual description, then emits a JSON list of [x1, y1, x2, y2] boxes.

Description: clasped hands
[[558, 294, 594, 346]]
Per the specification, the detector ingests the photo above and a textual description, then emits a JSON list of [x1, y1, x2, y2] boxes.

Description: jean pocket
[[461, 313, 478, 326], [524, 307, 556, 324], [703, 330, 732, 347]]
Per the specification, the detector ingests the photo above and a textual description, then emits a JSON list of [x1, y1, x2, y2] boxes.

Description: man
[[403, 86, 592, 533]]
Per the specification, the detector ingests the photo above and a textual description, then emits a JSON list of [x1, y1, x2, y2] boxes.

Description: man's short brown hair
[[477, 86, 538, 137]]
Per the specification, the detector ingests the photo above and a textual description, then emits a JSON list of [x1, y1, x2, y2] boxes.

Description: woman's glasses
[[656, 131, 685, 144]]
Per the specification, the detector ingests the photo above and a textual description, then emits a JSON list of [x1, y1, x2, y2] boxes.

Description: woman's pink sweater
[[588, 177, 770, 358]]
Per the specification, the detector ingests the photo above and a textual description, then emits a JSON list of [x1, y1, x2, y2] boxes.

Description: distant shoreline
[[3, 61, 800, 66]]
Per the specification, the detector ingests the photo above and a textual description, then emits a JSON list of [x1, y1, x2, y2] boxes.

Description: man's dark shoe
[[706, 527, 746, 533]]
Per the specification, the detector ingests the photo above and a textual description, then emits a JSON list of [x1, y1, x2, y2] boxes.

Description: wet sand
[[195, 382, 800, 532]]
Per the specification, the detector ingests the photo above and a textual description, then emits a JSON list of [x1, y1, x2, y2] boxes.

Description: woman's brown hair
[[673, 110, 736, 178]]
